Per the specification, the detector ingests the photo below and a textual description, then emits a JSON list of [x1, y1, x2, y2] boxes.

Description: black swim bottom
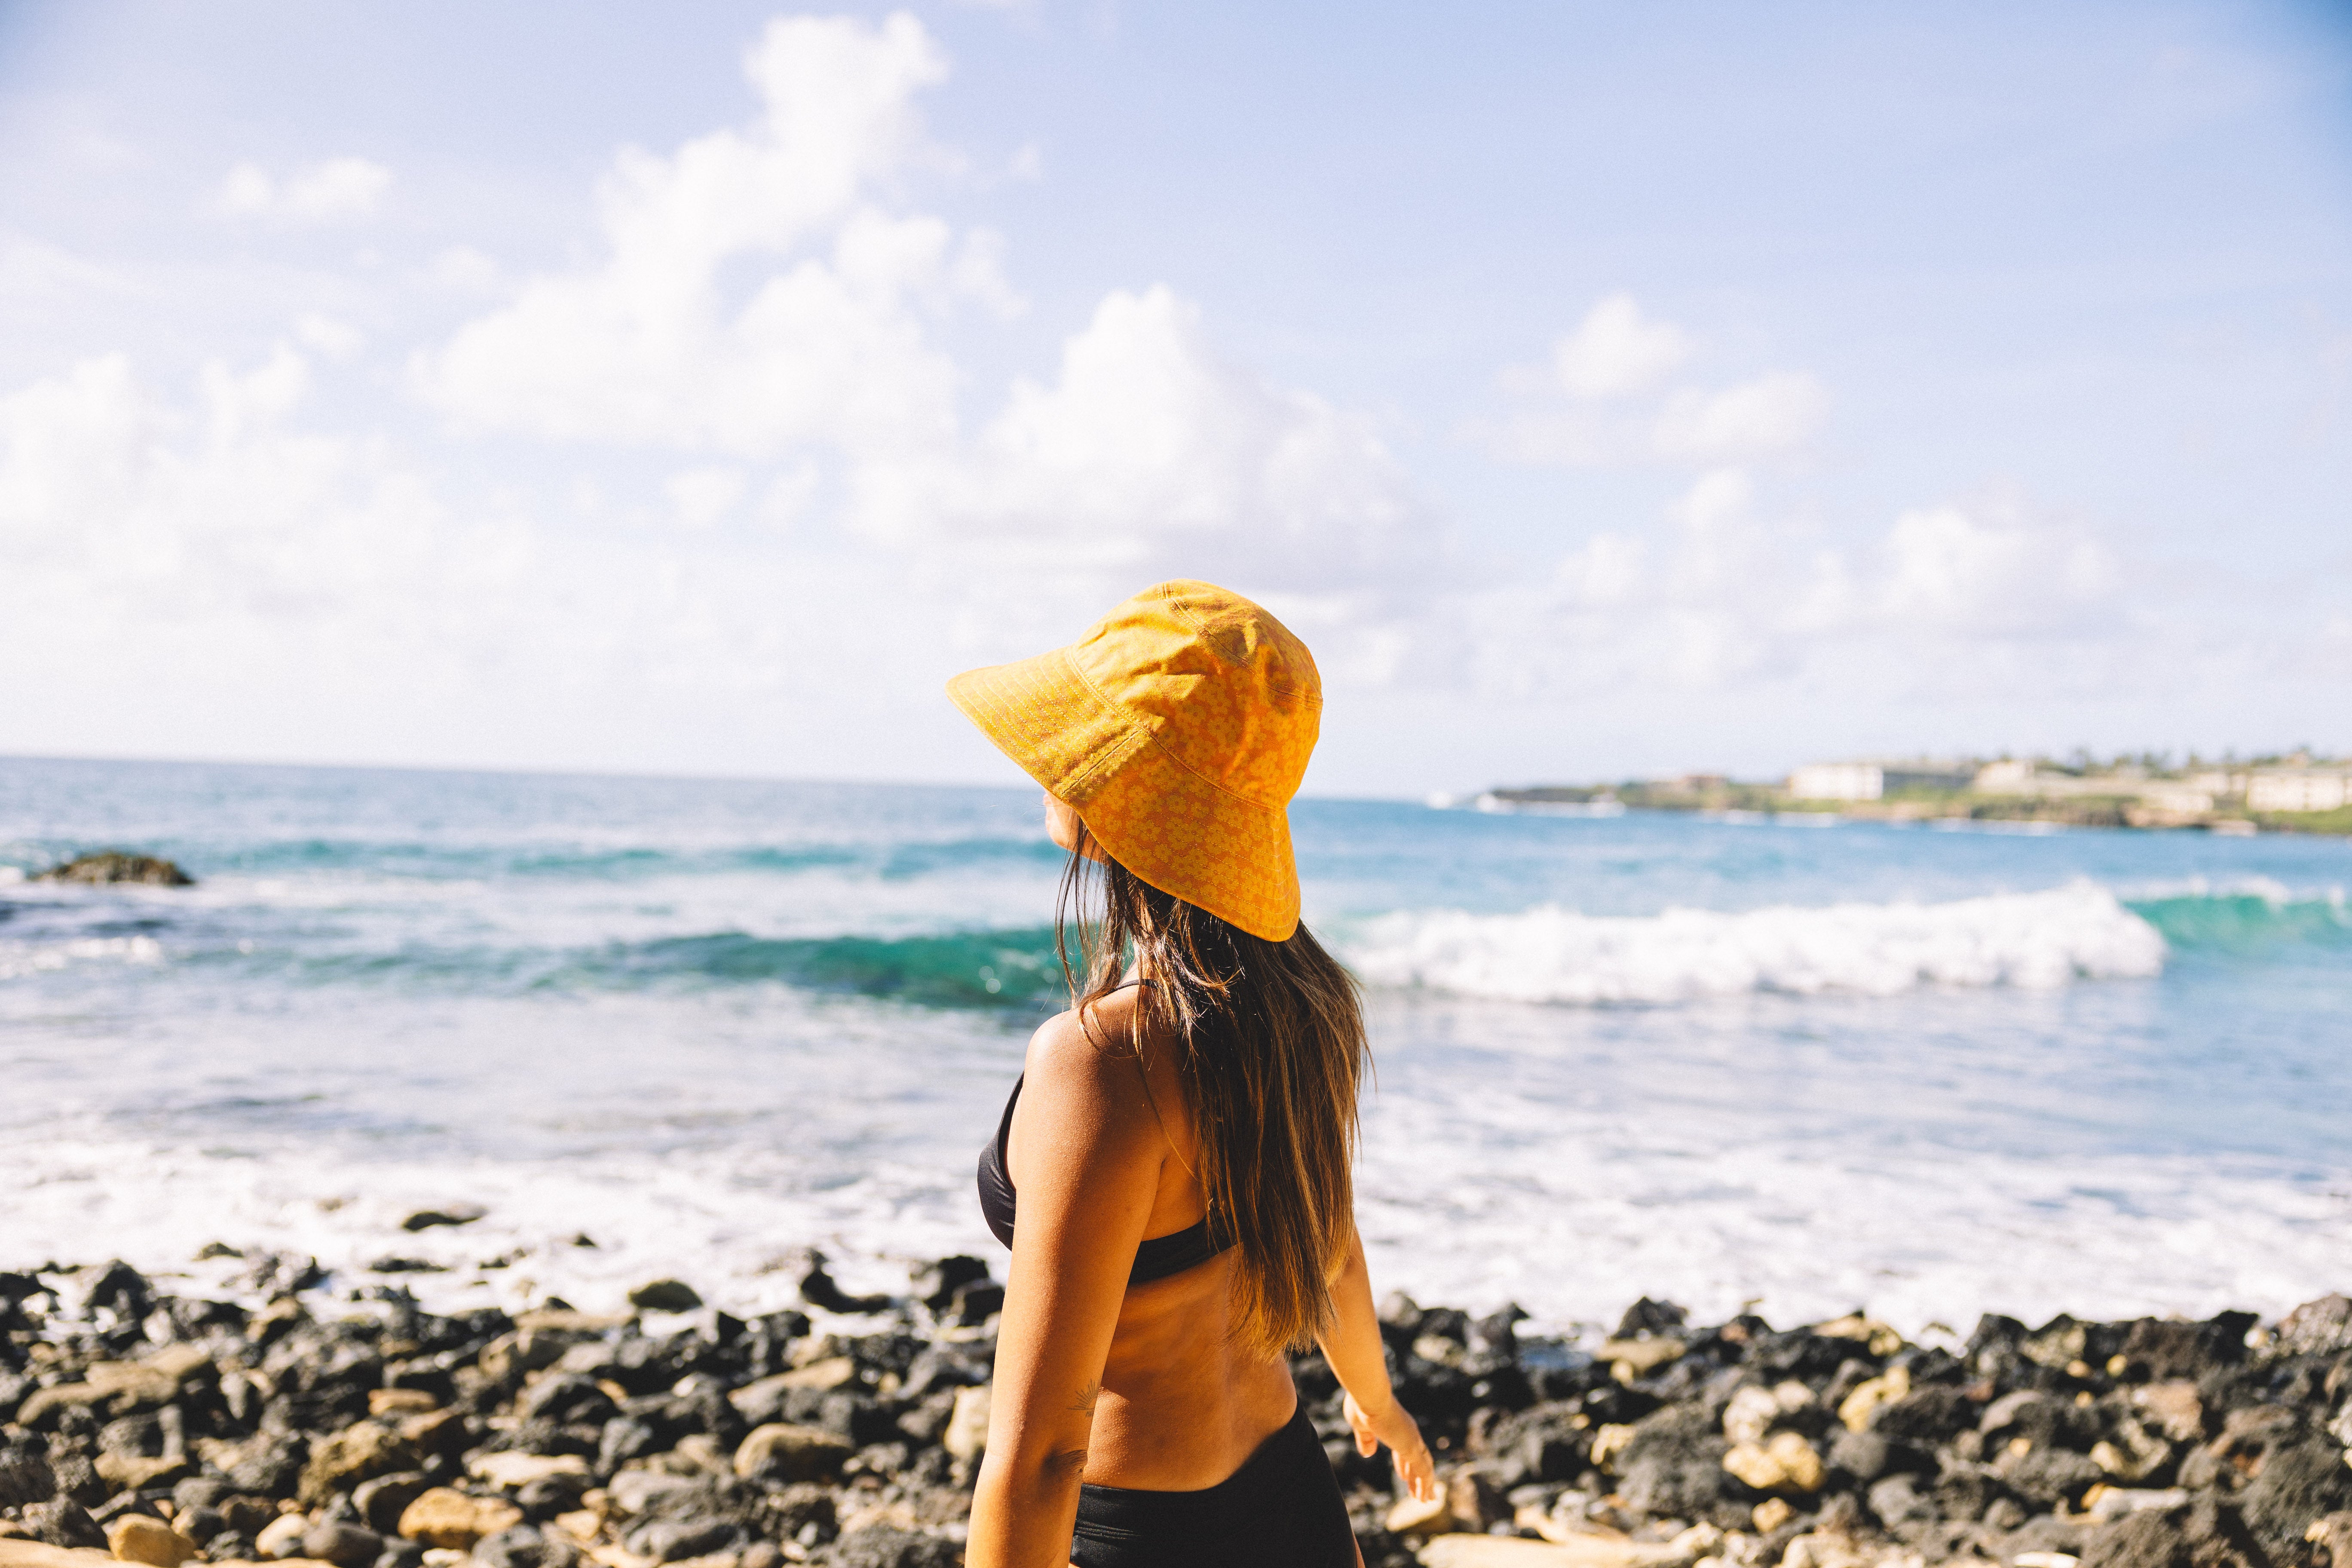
[[1070, 1403, 1356, 1568]]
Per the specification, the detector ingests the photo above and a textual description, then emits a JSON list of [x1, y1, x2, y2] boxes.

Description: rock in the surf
[[30, 852, 193, 887], [625, 1278, 703, 1313]]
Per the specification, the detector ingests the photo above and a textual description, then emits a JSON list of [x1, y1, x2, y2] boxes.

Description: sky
[[1, 0, 2348, 796]]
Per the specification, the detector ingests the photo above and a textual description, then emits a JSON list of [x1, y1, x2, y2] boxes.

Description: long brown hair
[[1053, 824, 1367, 1359]]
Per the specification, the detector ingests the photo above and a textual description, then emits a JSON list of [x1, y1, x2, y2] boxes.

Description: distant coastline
[[1455, 752, 2352, 838]]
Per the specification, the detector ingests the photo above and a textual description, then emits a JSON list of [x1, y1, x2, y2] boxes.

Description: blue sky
[[2, 1, 2346, 793]]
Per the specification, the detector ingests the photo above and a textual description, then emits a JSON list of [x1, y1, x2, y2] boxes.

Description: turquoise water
[[3, 755, 2347, 1332]]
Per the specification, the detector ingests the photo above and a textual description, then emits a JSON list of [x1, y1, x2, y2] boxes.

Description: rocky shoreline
[[3, 1256, 2349, 1568]]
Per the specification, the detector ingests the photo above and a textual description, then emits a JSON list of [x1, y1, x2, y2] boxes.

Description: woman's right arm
[[1315, 1225, 1437, 1502], [966, 1014, 1164, 1568]]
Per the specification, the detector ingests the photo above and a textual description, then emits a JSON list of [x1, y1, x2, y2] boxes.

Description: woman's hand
[[1345, 1388, 1437, 1503]]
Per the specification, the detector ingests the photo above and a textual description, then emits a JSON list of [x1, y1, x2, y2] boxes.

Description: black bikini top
[[977, 1072, 1233, 1287]]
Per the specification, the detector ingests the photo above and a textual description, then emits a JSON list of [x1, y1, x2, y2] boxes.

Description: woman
[[948, 580, 1436, 1568]]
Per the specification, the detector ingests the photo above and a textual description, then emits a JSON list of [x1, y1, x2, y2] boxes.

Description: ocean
[[3, 755, 2346, 1339]]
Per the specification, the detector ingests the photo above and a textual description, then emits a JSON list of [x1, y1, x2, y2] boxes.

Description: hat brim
[[947, 650, 1301, 942]]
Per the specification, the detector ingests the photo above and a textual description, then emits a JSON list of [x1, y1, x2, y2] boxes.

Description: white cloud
[[295, 313, 364, 358], [429, 246, 502, 293], [414, 13, 973, 457], [0, 348, 444, 629], [879, 287, 1429, 589], [667, 466, 747, 530], [416, 11, 1436, 653], [1470, 473, 2159, 705], [1486, 297, 1822, 470], [1876, 503, 2119, 637], [1550, 292, 1693, 399], [220, 157, 392, 221], [1652, 372, 1828, 462]]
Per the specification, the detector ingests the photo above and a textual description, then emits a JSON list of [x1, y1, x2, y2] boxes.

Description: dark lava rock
[[2240, 1438, 2352, 1561], [518, 1373, 619, 1427], [4, 1242, 2346, 1568], [1617, 1403, 1741, 1525], [628, 1279, 704, 1313], [2080, 1510, 2194, 1568], [0, 1452, 56, 1507], [799, 1258, 891, 1315], [1828, 1427, 1934, 1486], [401, 1206, 487, 1232], [1471, 1400, 1590, 1487], [22, 1497, 107, 1549], [514, 1473, 592, 1522], [48, 1453, 107, 1507], [352, 1472, 431, 1535], [2182, 1497, 2268, 1568], [2000, 1446, 2106, 1509], [34, 851, 194, 886], [821, 1525, 961, 1568], [475, 1525, 581, 1568], [910, 1256, 990, 1309], [2119, 1315, 2257, 1382], [619, 1476, 763, 1562], [1874, 1385, 1978, 1446], [1979, 1390, 2099, 1453], [899, 1344, 989, 1401], [1616, 1297, 1689, 1338], [1869, 1473, 1940, 1537], [303, 1522, 386, 1568], [2275, 1295, 2352, 1358]]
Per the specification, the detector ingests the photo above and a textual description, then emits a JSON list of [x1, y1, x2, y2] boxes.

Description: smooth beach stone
[[91, 1456, 187, 1493], [1722, 1431, 1826, 1494], [940, 1385, 990, 1464], [252, 1516, 312, 1561], [101, 1518, 196, 1568], [0, 1546, 116, 1568], [730, 1423, 850, 1483], [393, 1491, 522, 1552], [463, 1455, 587, 1491]]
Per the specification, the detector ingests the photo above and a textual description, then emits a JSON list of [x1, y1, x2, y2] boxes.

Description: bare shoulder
[[1016, 990, 1164, 1155]]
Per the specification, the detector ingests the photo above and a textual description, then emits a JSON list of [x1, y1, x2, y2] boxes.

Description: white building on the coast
[[2247, 767, 2352, 813], [1787, 759, 1976, 801], [1974, 761, 2209, 812]]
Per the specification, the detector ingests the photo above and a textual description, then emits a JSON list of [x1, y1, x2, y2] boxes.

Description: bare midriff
[[1078, 1247, 1298, 1490]]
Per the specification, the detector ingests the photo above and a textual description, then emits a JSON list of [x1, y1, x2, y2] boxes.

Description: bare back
[[1000, 984, 1297, 1490]]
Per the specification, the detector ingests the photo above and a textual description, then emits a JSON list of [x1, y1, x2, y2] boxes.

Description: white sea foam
[[1336, 882, 2166, 1004], [0, 934, 163, 980]]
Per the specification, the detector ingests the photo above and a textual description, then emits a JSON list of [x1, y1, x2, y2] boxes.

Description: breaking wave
[[1334, 883, 2168, 1004]]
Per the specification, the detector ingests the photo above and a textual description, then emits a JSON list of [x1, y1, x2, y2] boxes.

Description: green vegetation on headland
[[1479, 750, 2352, 836]]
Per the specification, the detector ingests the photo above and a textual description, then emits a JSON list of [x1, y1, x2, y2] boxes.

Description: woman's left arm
[[965, 1014, 1164, 1568]]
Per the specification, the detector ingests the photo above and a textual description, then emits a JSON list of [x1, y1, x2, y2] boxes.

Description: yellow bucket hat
[[946, 579, 1321, 943]]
